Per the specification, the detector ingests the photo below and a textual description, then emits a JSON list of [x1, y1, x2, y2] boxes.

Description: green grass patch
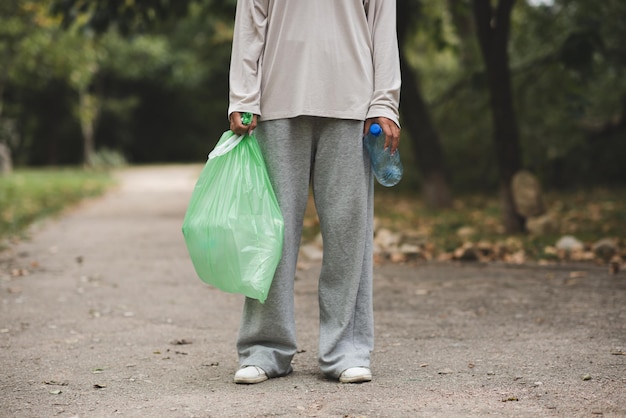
[[0, 168, 114, 242]]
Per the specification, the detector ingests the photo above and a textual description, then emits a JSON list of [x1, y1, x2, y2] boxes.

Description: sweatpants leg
[[236, 117, 314, 377], [236, 116, 374, 379], [312, 119, 374, 378]]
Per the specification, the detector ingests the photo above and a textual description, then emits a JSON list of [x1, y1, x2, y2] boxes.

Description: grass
[[0, 168, 114, 243], [303, 186, 626, 263]]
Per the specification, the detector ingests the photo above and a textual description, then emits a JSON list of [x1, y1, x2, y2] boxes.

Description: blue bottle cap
[[369, 123, 382, 136]]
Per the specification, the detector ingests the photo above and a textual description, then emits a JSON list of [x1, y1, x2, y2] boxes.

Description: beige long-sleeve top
[[228, 0, 401, 127]]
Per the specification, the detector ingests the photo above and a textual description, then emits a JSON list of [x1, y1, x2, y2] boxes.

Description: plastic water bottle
[[363, 123, 403, 187]]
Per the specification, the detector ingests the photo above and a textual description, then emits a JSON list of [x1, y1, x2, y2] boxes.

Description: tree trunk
[[471, 0, 525, 233], [0, 80, 4, 120], [447, 0, 480, 69], [78, 90, 97, 166], [399, 52, 453, 209], [397, 0, 453, 209], [0, 58, 13, 175], [0, 51, 9, 120]]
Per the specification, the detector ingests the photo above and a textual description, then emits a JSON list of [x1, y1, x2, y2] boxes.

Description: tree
[[0, 0, 59, 162], [471, 0, 525, 233], [48, 0, 235, 153], [51, 0, 195, 35], [18, 0, 624, 190], [397, 0, 453, 209]]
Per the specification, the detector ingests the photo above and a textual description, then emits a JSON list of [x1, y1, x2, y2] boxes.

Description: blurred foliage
[[0, 168, 112, 242], [51, 0, 194, 34], [375, 187, 625, 253], [303, 186, 626, 263], [0, 0, 624, 191], [409, 0, 626, 191]]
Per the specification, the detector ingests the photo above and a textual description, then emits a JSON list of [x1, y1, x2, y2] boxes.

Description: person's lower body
[[234, 116, 374, 383]]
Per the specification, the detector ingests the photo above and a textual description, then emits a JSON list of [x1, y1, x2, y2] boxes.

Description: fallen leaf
[[506, 250, 526, 264], [49, 390, 62, 395], [44, 380, 68, 386], [570, 251, 595, 261], [170, 339, 192, 345], [609, 256, 622, 275], [390, 251, 407, 263], [502, 396, 519, 402]]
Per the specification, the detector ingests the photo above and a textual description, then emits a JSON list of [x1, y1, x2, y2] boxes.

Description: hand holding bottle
[[364, 123, 403, 187], [364, 117, 401, 155]]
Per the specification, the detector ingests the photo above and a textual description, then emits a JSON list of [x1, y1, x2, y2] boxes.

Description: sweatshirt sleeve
[[228, 0, 269, 118], [365, 0, 402, 127]]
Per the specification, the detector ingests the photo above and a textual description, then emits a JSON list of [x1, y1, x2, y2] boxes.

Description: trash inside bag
[[182, 128, 283, 303]]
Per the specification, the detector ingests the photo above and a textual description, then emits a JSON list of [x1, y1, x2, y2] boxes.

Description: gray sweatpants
[[236, 116, 374, 379]]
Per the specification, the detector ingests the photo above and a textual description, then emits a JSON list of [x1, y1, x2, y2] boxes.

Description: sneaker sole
[[339, 374, 372, 383], [234, 374, 269, 384]]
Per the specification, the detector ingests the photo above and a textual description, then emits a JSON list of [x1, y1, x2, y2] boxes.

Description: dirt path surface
[[1, 165, 625, 418]]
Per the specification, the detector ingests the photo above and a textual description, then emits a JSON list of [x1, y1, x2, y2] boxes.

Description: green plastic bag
[[182, 128, 283, 303]]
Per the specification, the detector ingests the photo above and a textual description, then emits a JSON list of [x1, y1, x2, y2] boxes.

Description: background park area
[[0, 1, 625, 417], [1, 0, 625, 267]]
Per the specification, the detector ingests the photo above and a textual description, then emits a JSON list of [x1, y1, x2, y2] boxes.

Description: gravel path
[[1, 165, 625, 417]]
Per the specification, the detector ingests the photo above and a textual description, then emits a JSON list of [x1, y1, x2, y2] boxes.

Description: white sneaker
[[234, 366, 268, 384], [339, 367, 372, 383]]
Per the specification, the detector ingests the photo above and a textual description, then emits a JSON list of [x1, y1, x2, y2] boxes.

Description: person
[[227, 0, 401, 384]]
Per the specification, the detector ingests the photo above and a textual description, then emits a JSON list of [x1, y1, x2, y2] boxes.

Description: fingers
[[383, 120, 401, 154], [229, 112, 242, 134], [366, 117, 401, 154], [249, 114, 258, 133], [229, 112, 257, 135]]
